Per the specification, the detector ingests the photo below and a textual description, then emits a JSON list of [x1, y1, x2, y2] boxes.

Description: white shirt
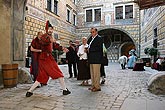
[[118, 55, 127, 64], [77, 44, 88, 60], [88, 34, 97, 49], [156, 59, 162, 65]]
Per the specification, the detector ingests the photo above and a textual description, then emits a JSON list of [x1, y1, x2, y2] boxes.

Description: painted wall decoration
[[13, 0, 26, 61]]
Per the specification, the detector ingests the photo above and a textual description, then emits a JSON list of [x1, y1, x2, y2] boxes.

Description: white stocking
[[58, 77, 67, 90], [28, 81, 40, 92]]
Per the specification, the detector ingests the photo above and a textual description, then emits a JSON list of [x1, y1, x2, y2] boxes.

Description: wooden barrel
[[2, 64, 18, 88]]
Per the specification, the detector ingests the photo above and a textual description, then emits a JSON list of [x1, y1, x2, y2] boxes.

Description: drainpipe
[[138, 3, 141, 58]]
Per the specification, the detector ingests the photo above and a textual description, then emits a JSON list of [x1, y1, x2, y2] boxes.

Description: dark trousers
[[100, 64, 106, 77], [121, 63, 126, 69], [68, 62, 77, 77]]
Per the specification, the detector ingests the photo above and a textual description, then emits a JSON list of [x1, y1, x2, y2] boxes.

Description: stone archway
[[98, 28, 135, 62], [119, 42, 135, 57]]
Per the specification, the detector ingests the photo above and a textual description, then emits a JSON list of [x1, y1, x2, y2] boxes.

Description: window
[[73, 0, 76, 4], [47, 0, 51, 11], [153, 28, 157, 48], [47, 0, 58, 14], [54, 33, 58, 39], [145, 35, 147, 42], [54, 0, 58, 14], [115, 6, 123, 19], [85, 8, 101, 22], [67, 9, 70, 22], [125, 5, 133, 19], [73, 14, 76, 25], [94, 9, 101, 21], [115, 4, 133, 19], [86, 9, 92, 22]]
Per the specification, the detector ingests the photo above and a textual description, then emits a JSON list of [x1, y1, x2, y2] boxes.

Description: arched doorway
[[98, 28, 135, 62]]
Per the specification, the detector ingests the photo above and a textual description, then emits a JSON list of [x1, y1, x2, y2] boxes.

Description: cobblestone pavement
[[0, 63, 165, 110]]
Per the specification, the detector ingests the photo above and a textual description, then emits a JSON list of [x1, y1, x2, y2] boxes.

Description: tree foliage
[[144, 47, 158, 56]]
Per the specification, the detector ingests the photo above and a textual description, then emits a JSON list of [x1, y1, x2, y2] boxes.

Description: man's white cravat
[[88, 34, 97, 49]]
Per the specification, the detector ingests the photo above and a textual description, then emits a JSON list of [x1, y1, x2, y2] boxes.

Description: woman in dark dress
[[77, 37, 90, 85]]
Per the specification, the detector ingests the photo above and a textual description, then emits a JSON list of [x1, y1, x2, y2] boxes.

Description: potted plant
[[144, 47, 159, 68], [52, 50, 64, 62], [148, 47, 158, 57], [144, 47, 150, 56]]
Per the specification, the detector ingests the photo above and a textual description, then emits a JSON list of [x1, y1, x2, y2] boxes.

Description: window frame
[[85, 7, 102, 22], [114, 3, 134, 20], [85, 9, 93, 22], [67, 8, 71, 22], [115, 6, 123, 20], [54, 0, 58, 15], [73, 13, 77, 26], [73, 0, 77, 4], [125, 5, 133, 19], [47, 0, 51, 12]]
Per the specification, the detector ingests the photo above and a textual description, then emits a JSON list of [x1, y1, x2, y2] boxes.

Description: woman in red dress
[[26, 21, 71, 97], [30, 31, 43, 82]]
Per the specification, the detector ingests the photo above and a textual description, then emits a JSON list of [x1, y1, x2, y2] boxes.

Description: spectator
[[87, 27, 103, 92], [77, 37, 90, 85], [118, 55, 127, 69], [127, 52, 137, 69], [66, 40, 78, 78], [100, 64, 106, 84]]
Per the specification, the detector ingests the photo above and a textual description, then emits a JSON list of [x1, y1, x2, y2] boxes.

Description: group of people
[[118, 50, 137, 69], [65, 28, 106, 91], [155, 57, 165, 71], [66, 37, 106, 86], [26, 20, 71, 97], [26, 21, 107, 97]]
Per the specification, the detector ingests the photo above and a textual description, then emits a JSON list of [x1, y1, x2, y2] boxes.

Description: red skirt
[[36, 54, 64, 84]]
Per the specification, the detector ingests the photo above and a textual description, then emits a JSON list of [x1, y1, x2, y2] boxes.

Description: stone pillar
[[0, 0, 12, 64]]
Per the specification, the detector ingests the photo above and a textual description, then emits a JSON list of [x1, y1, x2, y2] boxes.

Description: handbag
[[102, 43, 108, 66]]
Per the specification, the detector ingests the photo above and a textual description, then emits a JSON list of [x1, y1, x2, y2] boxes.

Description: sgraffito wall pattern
[[13, 0, 27, 61]]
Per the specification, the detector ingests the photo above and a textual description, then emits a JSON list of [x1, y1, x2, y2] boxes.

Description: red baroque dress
[[36, 33, 64, 84]]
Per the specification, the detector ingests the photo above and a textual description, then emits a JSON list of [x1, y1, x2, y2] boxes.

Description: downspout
[[138, 1, 141, 58]]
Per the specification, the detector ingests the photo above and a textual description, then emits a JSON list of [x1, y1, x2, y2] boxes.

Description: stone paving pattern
[[0, 63, 165, 110]]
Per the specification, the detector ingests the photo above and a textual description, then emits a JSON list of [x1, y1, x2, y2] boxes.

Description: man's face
[[69, 41, 73, 45], [48, 27, 53, 35], [90, 29, 97, 37]]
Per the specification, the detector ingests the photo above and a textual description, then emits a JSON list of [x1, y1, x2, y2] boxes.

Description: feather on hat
[[45, 20, 53, 33]]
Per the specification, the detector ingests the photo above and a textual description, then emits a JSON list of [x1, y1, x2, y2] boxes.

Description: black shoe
[[63, 88, 71, 95], [69, 76, 72, 78], [41, 83, 47, 86], [37, 85, 41, 88], [26, 92, 33, 97], [101, 80, 105, 84]]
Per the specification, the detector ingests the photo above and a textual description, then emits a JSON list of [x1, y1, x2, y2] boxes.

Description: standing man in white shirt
[[87, 27, 103, 92]]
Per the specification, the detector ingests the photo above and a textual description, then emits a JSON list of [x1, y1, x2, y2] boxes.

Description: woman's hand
[[63, 47, 69, 53]]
